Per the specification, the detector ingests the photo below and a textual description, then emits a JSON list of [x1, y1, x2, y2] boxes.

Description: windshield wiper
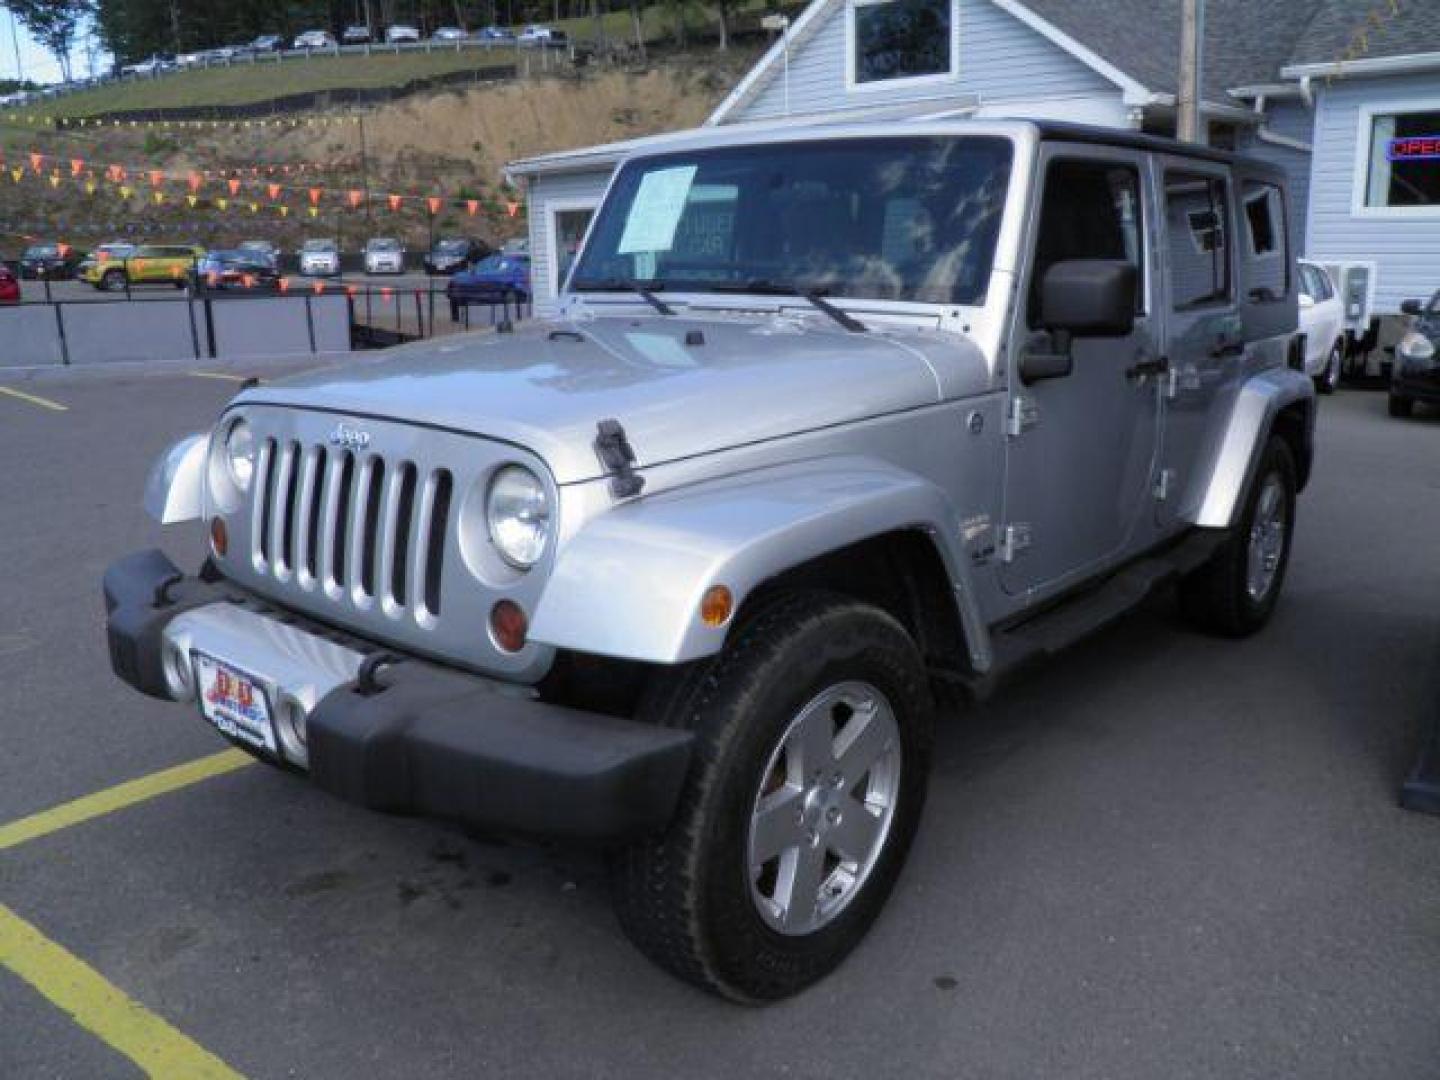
[[570, 278, 674, 316], [707, 280, 866, 333]]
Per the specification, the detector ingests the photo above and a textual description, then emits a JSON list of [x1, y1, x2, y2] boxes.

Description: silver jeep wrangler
[[105, 120, 1313, 1001]]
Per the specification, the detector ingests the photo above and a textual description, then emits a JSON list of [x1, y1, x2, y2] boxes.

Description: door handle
[[1126, 355, 1170, 379]]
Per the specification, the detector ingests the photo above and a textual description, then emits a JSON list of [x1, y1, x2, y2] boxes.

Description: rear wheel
[[1389, 393, 1415, 418], [1180, 437, 1296, 637], [610, 592, 934, 1001]]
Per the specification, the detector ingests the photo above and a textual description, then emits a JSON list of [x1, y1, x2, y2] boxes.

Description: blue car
[[447, 252, 531, 315]]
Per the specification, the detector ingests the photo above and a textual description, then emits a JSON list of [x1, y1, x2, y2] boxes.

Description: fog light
[[490, 600, 528, 653], [210, 516, 228, 556], [700, 584, 734, 628]]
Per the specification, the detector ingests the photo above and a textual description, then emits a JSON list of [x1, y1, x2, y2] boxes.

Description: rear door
[[1000, 145, 1161, 599], [1154, 161, 1243, 528]]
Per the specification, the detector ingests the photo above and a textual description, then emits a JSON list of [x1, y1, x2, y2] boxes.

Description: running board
[[964, 530, 1226, 699]]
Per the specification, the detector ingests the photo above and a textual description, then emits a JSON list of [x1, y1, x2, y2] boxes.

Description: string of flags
[[2, 149, 524, 220], [4, 112, 369, 131]]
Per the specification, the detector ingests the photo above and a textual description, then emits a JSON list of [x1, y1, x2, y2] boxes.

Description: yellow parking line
[[0, 385, 67, 412], [1, 902, 244, 1078], [0, 749, 253, 853], [187, 371, 248, 383]]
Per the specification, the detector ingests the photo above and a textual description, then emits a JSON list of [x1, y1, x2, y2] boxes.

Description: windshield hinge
[[594, 419, 645, 499], [999, 523, 1032, 563]]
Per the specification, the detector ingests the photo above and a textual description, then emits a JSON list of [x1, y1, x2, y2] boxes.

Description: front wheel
[[101, 269, 126, 291], [1180, 437, 1296, 637], [1315, 342, 1342, 395], [1389, 393, 1415, 418], [611, 592, 934, 1001]]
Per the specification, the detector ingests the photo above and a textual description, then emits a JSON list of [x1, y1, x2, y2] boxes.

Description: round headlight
[[225, 418, 256, 491], [486, 465, 550, 568], [1398, 331, 1435, 362]]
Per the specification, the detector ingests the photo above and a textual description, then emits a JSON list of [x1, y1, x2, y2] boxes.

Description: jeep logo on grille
[[327, 423, 371, 451]]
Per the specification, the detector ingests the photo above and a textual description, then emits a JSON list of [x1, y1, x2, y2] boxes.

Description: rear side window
[[1241, 179, 1289, 301], [1028, 158, 1144, 328], [1165, 171, 1231, 309]]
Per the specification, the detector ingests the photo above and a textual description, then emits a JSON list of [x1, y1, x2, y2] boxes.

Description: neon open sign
[[1388, 136, 1440, 162]]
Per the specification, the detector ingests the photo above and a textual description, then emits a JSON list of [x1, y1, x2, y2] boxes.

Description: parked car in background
[[1390, 291, 1440, 418], [0, 265, 18, 304], [176, 51, 206, 67], [19, 242, 82, 280], [424, 236, 491, 275], [446, 251, 530, 314], [206, 46, 239, 61], [385, 24, 421, 43], [250, 34, 283, 52], [342, 25, 373, 43], [294, 30, 337, 49], [194, 250, 282, 291], [518, 24, 557, 46], [1297, 260, 1345, 394], [477, 25, 515, 41], [236, 240, 280, 269], [500, 237, 528, 255], [82, 244, 204, 290], [75, 241, 135, 280], [298, 238, 340, 277], [433, 26, 468, 41], [364, 237, 405, 274]]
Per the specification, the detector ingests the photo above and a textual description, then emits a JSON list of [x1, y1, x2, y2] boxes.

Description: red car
[[0, 265, 19, 304]]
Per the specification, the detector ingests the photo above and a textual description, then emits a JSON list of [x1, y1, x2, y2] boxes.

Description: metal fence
[[0, 284, 532, 369]]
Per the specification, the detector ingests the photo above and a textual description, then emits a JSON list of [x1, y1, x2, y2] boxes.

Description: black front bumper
[[1393, 366, 1440, 403], [103, 549, 693, 845]]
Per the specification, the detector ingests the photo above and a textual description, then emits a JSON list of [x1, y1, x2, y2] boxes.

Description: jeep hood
[[241, 314, 990, 484]]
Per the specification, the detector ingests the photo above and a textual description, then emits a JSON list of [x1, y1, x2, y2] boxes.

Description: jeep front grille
[[251, 438, 453, 622]]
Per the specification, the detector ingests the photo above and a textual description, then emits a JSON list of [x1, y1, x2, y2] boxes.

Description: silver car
[[297, 238, 339, 277], [106, 119, 1313, 1001]]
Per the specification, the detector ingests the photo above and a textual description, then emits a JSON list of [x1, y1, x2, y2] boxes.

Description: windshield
[[436, 239, 468, 252], [303, 240, 336, 252], [571, 136, 1012, 306], [369, 239, 401, 252], [25, 245, 57, 257]]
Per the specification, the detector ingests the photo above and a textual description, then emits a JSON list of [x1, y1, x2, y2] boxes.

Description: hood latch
[[594, 419, 645, 499]]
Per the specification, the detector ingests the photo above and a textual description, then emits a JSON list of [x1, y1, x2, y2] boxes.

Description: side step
[[965, 529, 1225, 699]]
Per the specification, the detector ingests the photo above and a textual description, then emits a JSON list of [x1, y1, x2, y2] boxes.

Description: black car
[[19, 242, 82, 280], [1390, 291, 1440, 418], [424, 236, 493, 275], [193, 250, 283, 292]]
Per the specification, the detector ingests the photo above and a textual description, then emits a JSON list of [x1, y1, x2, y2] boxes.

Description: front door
[[1000, 146, 1162, 600]]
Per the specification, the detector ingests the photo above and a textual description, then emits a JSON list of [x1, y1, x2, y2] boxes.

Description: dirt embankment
[[0, 54, 752, 255]]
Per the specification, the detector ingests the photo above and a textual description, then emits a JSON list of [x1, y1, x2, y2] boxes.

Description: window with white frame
[[849, 0, 956, 87], [1364, 107, 1440, 208]]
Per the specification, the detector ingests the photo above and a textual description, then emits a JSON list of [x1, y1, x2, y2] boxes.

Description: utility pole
[[8, 8, 24, 83], [1177, 0, 1205, 143]]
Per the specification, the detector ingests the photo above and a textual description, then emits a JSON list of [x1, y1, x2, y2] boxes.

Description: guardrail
[[0, 280, 532, 368]]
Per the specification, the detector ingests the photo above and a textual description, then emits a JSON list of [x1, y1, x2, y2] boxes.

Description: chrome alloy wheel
[[746, 681, 901, 936], [1246, 473, 1288, 602]]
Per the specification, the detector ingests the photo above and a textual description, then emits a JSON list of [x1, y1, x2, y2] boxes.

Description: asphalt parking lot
[[1, 370, 1437, 1079], [17, 272, 444, 304]]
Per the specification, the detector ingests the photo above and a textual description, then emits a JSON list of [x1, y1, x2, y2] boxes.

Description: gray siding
[[1236, 97, 1314, 254], [526, 168, 613, 316], [1304, 72, 1440, 313], [737, 0, 1120, 123]]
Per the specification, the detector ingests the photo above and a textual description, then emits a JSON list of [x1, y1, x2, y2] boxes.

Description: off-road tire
[[1389, 393, 1414, 418], [1180, 437, 1296, 637], [610, 592, 934, 1002]]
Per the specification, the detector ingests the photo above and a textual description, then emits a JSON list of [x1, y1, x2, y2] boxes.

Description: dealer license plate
[[194, 653, 277, 754]]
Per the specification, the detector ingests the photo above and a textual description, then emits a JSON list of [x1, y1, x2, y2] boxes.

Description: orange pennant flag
[[277, 278, 290, 293], [187, 171, 202, 192], [69, 158, 83, 176], [387, 194, 402, 212], [267, 183, 280, 200], [506, 201, 520, 218], [308, 187, 322, 206], [427, 196, 442, 215], [149, 169, 164, 186], [28, 152, 42, 172], [347, 190, 363, 209], [312, 281, 325, 295], [228, 178, 241, 195], [465, 199, 478, 217]]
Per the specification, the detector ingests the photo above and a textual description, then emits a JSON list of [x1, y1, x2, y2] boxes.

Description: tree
[[7, 0, 93, 81]]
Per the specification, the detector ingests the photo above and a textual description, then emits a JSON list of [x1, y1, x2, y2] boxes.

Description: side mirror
[[1299, 293, 1315, 310], [1040, 259, 1138, 338], [1401, 299, 1424, 316]]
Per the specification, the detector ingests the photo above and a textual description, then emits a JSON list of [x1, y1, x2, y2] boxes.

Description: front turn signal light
[[700, 585, 734, 628]]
